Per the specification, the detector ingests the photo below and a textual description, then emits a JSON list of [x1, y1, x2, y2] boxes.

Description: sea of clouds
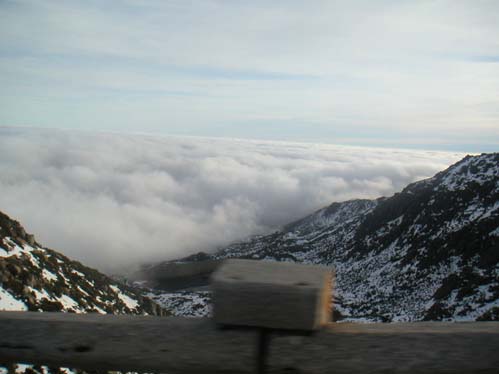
[[0, 128, 465, 273]]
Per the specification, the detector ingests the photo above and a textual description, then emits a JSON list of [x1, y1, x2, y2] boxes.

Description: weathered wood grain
[[2, 312, 499, 374], [268, 322, 499, 373], [0, 312, 258, 374]]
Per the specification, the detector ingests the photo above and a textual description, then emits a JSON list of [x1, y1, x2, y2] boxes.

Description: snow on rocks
[[0, 285, 28, 311], [110, 285, 139, 311], [147, 291, 211, 317]]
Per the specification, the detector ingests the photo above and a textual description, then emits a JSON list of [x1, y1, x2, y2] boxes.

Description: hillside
[[0, 210, 165, 315], [146, 153, 499, 321]]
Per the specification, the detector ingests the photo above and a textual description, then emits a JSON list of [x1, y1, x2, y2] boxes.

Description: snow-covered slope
[[150, 153, 499, 321], [146, 290, 211, 317], [0, 210, 166, 315]]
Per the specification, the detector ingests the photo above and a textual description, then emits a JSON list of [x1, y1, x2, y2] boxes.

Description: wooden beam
[[212, 259, 333, 331], [2, 312, 499, 373], [268, 322, 499, 373], [0, 312, 258, 374]]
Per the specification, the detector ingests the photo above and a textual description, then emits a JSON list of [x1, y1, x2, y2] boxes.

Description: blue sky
[[1, 0, 498, 152]]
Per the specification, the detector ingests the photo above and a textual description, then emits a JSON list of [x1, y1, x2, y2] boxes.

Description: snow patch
[[56, 295, 81, 312], [490, 227, 499, 237], [110, 285, 139, 310], [0, 286, 27, 311], [71, 270, 85, 278], [42, 268, 58, 282]]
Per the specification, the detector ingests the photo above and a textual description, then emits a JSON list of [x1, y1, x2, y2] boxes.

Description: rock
[[26, 234, 36, 247]]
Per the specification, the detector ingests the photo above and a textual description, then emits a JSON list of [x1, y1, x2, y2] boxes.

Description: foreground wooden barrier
[[268, 322, 499, 373], [0, 312, 257, 373], [1, 312, 499, 373], [1, 260, 499, 373]]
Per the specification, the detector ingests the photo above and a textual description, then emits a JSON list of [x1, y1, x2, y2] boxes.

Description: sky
[[0, 0, 498, 151], [0, 128, 465, 272]]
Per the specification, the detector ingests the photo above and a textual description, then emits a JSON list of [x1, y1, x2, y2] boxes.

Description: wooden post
[[211, 259, 333, 331]]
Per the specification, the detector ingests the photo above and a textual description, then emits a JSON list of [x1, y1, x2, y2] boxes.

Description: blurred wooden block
[[211, 259, 333, 331]]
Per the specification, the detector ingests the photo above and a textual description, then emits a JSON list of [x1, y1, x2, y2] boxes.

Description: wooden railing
[[1, 260, 499, 373]]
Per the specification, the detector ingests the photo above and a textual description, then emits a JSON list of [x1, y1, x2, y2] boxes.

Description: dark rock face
[[153, 153, 498, 321], [0, 210, 167, 316], [137, 259, 222, 291]]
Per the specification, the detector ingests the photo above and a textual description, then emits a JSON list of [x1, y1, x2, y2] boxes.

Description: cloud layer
[[0, 129, 465, 272]]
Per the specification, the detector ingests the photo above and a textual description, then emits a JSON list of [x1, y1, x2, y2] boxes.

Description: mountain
[[145, 153, 499, 321], [0, 210, 166, 315]]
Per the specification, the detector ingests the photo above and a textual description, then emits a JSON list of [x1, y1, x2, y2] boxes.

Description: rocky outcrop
[[0, 210, 168, 316]]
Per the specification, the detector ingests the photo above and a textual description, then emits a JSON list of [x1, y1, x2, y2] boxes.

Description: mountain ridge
[[146, 153, 499, 321], [0, 210, 166, 315]]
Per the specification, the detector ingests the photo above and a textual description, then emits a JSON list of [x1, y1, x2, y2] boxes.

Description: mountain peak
[[436, 152, 499, 192]]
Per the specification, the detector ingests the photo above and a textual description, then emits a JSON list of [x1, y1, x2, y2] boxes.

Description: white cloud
[[0, 129, 465, 272]]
